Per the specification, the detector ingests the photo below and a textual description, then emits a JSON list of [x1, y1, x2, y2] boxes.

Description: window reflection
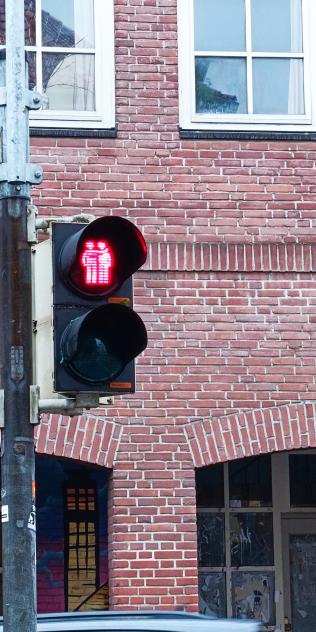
[[0, 0, 4, 45], [193, 0, 305, 118], [26, 51, 36, 91], [0, 0, 36, 46], [194, 0, 245, 52], [42, 0, 94, 48], [25, 0, 35, 46], [43, 53, 95, 111], [195, 57, 246, 114]]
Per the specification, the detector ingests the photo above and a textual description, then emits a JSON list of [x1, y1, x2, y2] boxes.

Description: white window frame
[[178, 0, 316, 132], [26, 0, 115, 130]]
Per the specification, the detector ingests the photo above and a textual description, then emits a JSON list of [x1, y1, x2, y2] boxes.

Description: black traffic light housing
[[52, 217, 147, 396]]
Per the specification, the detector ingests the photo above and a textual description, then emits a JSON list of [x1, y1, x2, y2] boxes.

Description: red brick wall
[[32, 0, 316, 611]]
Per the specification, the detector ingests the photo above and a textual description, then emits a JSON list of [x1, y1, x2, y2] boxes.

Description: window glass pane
[[290, 455, 316, 506], [0, 0, 36, 45], [232, 571, 275, 625], [0, 0, 4, 43], [194, 0, 245, 52], [252, 0, 302, 52], [26, 52, 36, 91], [42, 53, 95, 111], [197, 512, 225, 566], [42, 0, 94, 48], [25, 0, 35, 46], [199, 572, 227, 617], [253, 58, 304, 114], [195, 57, 247, 114], [230, 512, 274, 566], [229, 455, 272, 508], [196, 464, 224, 508]]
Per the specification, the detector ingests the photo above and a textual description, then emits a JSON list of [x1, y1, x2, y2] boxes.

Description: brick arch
[[35, 402, 316, 470], [35, 413, 123, 468], [184, 402, 316, 468]]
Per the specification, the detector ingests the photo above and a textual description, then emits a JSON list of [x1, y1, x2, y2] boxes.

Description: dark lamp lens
[[70, 332, 123, 382], [59, 303, 147, 386]]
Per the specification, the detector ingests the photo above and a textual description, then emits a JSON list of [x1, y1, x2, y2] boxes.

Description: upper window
[[178, 0, 316, 132], [289, 454, 316, 506], [0, 0, 115, 130]]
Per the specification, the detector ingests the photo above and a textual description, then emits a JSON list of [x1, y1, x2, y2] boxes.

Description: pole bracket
[[0, 87, 42, 110], [30, 386, 113, 423], [0, 162, 43, 185], [25, 90, 42, 110]]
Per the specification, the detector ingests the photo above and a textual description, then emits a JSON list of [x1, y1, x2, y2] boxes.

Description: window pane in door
[[253, 58, 304, 114], [195, 57, 247, 114], [252, 0, 302, 52], [194, 0, 245, 51], [42, 53, 95, 111], [42, 0, 94, 48]]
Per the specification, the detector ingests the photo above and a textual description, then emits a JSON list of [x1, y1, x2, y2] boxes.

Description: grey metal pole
[[0, 0, 42, 629], [0, 197, 36, 630]]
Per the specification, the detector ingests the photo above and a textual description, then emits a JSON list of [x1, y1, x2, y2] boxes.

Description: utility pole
[[0, 0, 42, 629]]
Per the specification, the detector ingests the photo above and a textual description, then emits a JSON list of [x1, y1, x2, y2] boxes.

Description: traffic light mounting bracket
[[29, 385, 113, 424]]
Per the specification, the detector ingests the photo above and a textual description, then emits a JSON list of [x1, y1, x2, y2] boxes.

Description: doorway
[[282, 516, 316, 632]]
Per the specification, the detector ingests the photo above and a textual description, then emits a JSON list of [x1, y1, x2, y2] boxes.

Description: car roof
[[31, 611, 262, 632]]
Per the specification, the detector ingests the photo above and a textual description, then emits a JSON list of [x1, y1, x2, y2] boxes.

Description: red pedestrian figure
[[81, 239, 113, 286]]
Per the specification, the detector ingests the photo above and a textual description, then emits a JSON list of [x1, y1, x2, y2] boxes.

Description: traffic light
[[51, 216, 147, 397]]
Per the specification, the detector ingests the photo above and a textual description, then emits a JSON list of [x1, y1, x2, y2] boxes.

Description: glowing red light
[[80, 239, 113, 286]]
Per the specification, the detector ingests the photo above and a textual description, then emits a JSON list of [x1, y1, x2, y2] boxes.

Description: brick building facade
[[23, 0, 316, 629]]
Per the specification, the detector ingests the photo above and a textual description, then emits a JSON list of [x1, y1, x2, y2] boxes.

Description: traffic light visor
[[59, 216, 147, 297]]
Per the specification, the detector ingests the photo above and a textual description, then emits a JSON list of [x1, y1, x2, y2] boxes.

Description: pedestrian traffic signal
[[52, 217, 147, 397]]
